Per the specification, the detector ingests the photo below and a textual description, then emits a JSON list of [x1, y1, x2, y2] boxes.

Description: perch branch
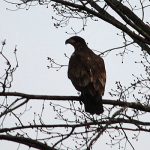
[[0, 92, 150, 112]]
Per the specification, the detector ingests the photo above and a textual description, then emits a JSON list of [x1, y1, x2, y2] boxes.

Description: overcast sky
[[0, 1, 150, 150]]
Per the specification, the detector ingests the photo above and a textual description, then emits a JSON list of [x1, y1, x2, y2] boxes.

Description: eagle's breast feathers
[[68, 50, 106, 96]]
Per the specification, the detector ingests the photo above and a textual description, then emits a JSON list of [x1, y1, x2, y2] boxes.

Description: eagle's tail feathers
[[81, 93, 104, 115]]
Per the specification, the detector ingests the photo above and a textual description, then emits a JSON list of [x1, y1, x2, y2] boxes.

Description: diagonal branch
[[104, 0, 150, 36], [104, 0, 150, 40]]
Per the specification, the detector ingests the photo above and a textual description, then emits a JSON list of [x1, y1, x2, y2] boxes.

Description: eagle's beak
[[65, 39, 70, 45], [65, 38, 75, 45]]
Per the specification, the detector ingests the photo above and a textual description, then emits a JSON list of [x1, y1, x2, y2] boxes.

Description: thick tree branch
[[104, 0, 150, 40], [87, 0, 150, 54], [104, 0, 150, 36], [0, 92, 150, 112], [0, 134, 57, 150]]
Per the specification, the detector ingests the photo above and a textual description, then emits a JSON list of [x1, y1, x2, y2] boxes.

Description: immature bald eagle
[[65, 36, 106, 115]]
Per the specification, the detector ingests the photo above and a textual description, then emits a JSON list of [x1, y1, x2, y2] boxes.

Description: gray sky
[[0, 1, 150, 149]]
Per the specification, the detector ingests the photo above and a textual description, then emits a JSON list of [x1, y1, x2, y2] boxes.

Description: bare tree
[[0, 0, 150, 150]]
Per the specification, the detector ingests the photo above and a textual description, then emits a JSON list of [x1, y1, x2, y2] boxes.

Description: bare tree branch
[[0, 92, 149, 112], [14, 0, 150, 54], [0, 134, 57, 150], [1, 1, 150, 149]]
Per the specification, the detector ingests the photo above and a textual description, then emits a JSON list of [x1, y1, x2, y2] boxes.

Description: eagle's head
[[65, 36, 87, 48]]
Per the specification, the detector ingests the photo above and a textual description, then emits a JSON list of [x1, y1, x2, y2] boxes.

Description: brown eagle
[[65, 36, 106, 115]]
